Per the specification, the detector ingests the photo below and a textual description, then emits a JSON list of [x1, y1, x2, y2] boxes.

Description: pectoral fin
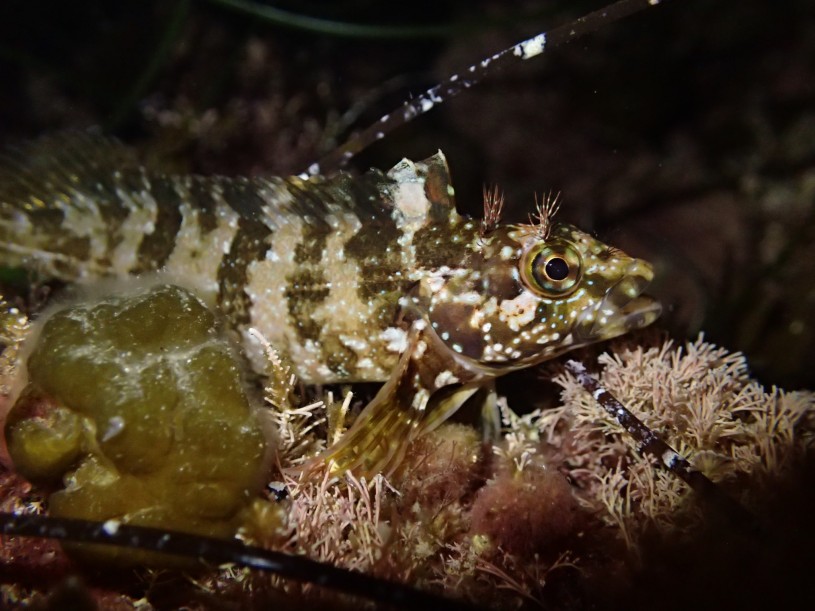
[[308, 326, 482, 477]]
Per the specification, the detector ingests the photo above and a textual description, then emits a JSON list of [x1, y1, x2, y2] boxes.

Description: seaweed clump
[[543, 335, 815, 544], [4, 284, 270, 564]]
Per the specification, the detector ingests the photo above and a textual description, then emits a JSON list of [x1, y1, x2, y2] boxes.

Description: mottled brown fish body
[[0, 135, 470, 385], [0, 134, 660, 474]]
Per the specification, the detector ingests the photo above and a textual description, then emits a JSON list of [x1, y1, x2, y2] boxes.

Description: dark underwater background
[[0, 0, 812, 389], [0, 3, 814, 609]]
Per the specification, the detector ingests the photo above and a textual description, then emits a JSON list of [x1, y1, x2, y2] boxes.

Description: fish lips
[[574, 260, 662, 344]]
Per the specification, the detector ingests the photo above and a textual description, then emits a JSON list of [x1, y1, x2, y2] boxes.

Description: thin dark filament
[[308, 0, 673, 176], [0, 512, 483, 611]]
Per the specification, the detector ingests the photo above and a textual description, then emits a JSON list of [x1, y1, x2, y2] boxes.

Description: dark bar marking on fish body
[[294, 221, 332, 265], [134, 176, 184, 272], [217, 215, 271, 326], [188, 177, 221, 235], [344, 211, 403, 300], [285, 269, 331, 342]]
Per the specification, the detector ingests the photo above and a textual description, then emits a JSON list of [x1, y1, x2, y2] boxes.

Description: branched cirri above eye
[[521, 239, 582, 297]]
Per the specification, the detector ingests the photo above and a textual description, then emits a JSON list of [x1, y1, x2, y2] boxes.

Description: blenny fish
[[0, 132, 660, 475]]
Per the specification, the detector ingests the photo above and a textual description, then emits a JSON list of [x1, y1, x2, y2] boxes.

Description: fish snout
[[575, 259, 662, 343]]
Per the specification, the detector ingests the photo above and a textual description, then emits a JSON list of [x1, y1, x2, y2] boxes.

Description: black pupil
[[545, 257, 569, 281]]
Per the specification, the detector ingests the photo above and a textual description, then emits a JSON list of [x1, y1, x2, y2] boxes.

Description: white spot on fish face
[[498, 290, 540, 332], [380, 327, 408, 353], [480, 296, 498, 317], [454, 291, 482, 305]]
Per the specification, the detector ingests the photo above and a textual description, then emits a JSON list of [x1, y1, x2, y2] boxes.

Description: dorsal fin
[[384, 151, 460, 232], [0, 133, 458, 284], [0, 132, 457, 227]]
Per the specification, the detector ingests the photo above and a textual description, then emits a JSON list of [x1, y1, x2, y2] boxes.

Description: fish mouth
[[574, 260, 662, 344]]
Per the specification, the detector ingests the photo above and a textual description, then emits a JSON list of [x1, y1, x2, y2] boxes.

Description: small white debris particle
[[102, 519, 121, 535], [101, 416, 125, 442]]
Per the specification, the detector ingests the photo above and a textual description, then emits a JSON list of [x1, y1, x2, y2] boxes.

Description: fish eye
[[521, 240, 582, 297], [545, 257, 569, 280]]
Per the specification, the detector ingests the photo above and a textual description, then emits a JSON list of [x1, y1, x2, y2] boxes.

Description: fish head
[[419, 222, 661, 373]]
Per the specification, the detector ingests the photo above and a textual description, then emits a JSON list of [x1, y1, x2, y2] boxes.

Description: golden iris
[[521, 240, 582, 296]]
